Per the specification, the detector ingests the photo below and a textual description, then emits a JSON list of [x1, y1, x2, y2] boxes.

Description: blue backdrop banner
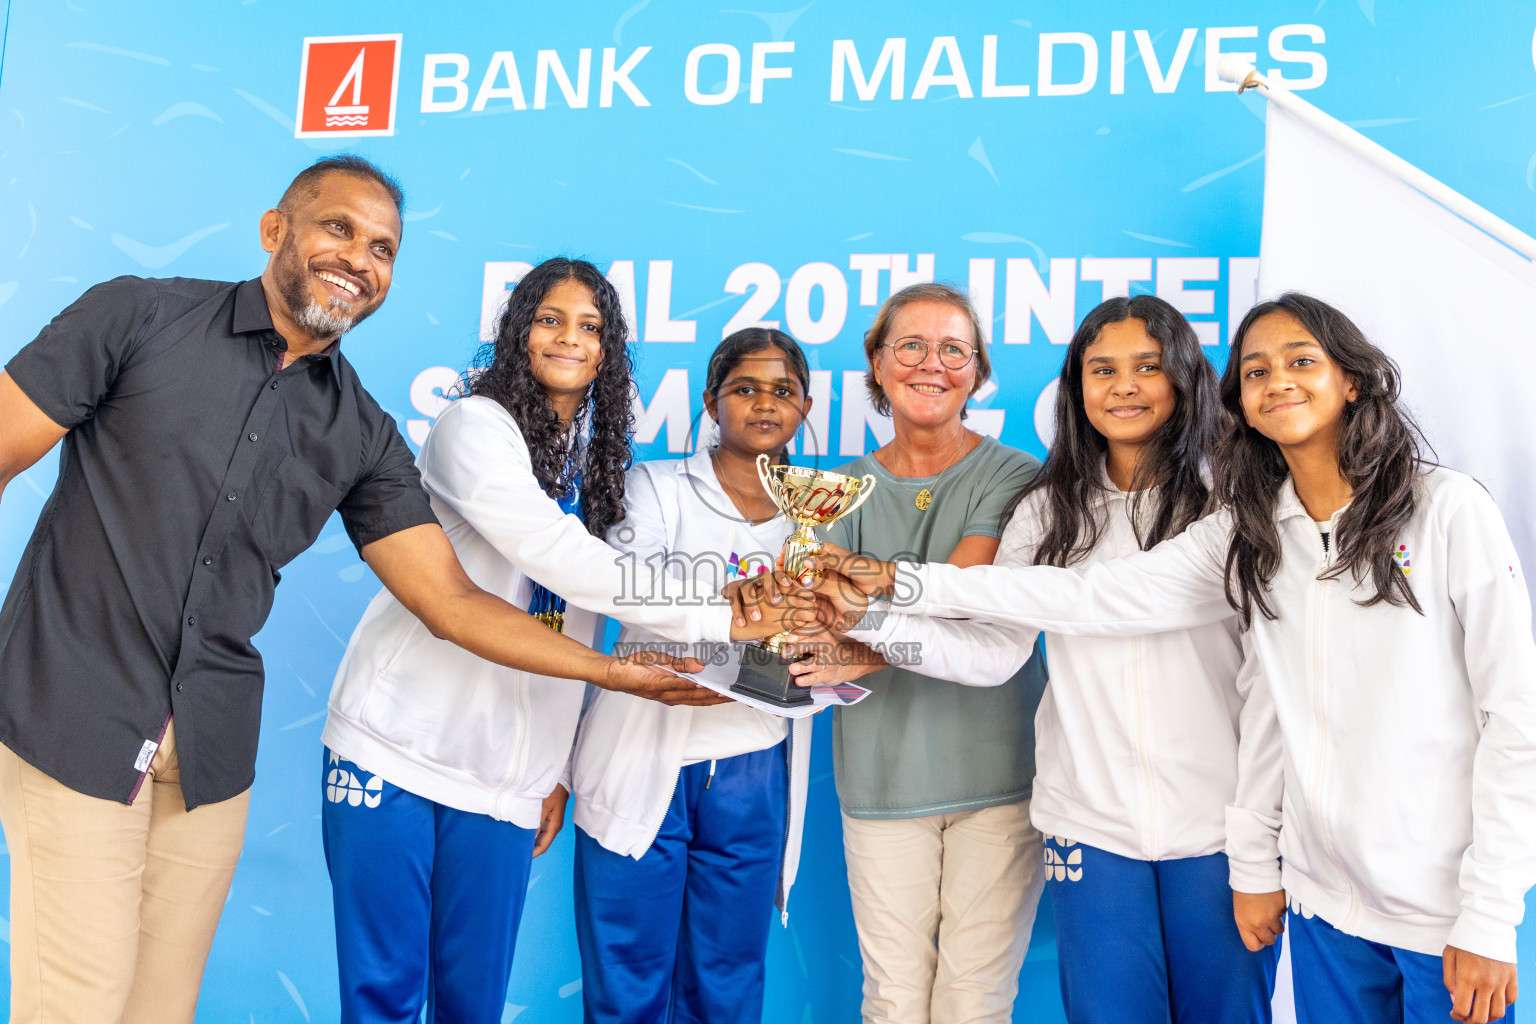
[[1, 2, 1534, 1020]]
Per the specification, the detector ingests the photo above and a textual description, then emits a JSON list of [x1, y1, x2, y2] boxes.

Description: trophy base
[[730, 643, 815, 709]]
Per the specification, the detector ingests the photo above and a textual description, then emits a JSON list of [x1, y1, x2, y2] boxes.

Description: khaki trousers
[[0, 721, 249, 1024], [842, 800, 1044, 1024]]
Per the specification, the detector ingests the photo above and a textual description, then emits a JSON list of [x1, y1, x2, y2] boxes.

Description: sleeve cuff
[[1227, 857, 1283, 894], [346, 509, 440, 552], [898, 561, 930, 614], [844, 597, 894, 642], [3, 360, 80, 431], [1446, 909, 1519, 964], [700, 604, 733, 644]]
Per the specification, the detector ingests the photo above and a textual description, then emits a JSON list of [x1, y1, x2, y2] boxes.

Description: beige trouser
[[0, 721, 250, 1024], [842, 799, 1044, 1024]]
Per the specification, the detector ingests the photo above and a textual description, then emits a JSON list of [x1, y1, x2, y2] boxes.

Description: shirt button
[[176, 682, 184, 693], [187, 616, 196, 626], [248, 432, 259, 442], [202, 556, 213, 566], [270, 381, 279, 390], [226, 491, 238, 501]]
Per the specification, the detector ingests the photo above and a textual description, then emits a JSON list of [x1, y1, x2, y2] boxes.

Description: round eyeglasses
[[883, 337, 976, 370]]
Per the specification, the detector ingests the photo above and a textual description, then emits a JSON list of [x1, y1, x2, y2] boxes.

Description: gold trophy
[[731, 453, 876, 708]]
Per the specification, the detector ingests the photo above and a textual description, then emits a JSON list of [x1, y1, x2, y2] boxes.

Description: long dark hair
[[467, 258, 634, 538], [1218, 292, 1427, 625], [1021, 295, 1224, 567]]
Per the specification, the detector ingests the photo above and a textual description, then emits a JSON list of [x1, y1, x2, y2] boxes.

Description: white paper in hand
[[678, 656, 870, 719]]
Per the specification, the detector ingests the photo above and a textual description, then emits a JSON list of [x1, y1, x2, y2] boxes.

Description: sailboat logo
[[324, 51, 372, 127], [295, 34, 403, 139]]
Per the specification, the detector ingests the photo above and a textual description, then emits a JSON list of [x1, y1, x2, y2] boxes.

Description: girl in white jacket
[[570, 328, 816, 1024], [812, 293, 1536, 1024], [319, 261, 796, 1024], [1002, 295, 1277, 1021]]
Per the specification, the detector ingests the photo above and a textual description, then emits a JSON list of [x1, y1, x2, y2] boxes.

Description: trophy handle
[[754, 453, 777, 503], [839, 474, 877, 520]]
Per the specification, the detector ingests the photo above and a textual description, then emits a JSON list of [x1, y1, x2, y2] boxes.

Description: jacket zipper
[[641, 708, 693, 852], [641, 761, 685, 851], [776, 724, 795, 926], [1120, 496, 1161, 861], [1131, 635, 1160, 860], [1307, 524, 1358, 924], [493, 673, 533, 818]]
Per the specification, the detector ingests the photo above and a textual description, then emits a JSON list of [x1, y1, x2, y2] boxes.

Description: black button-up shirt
[[0, 276, 436, 808]]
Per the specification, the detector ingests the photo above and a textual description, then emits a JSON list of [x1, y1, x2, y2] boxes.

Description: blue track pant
[[1289, 909, 1514, 1024], [574, 742, 788, 1024], [321, 750, 537, 1024], [1044, 836, 1279, 1024]]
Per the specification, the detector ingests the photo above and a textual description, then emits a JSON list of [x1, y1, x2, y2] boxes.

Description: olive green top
[[826, 435, 1048, 819]]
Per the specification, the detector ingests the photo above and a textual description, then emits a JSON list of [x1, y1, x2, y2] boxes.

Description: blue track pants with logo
[[1043, 836, 1279, 1024], [574, 742, 788, 1024], [1289, 909, 1513, 1024], [321, 750, 537, 1024]]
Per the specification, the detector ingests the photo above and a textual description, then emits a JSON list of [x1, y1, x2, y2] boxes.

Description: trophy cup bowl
[[730, 454, 876, 708]]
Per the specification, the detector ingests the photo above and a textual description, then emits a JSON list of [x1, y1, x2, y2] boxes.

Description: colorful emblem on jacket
[[1393, 543, 1411, 576], [728, 552, 770, 581]]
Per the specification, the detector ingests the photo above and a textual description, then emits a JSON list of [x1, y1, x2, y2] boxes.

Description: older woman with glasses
[[786, 282, 1048, 1024]]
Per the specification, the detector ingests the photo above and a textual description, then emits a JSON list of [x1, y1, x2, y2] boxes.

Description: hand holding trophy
[[731, 453, 876, 707]]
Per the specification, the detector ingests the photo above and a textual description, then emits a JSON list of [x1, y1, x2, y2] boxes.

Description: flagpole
[[1216, 56, 1536, 263]]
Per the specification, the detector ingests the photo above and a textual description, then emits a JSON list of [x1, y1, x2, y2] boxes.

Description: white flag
[[1258, 103, 1536, 603]]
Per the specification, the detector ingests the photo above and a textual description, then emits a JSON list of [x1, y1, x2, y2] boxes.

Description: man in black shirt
[[0, 157, 739, 1024]]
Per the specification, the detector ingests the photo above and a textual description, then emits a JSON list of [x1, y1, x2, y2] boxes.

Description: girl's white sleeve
[[843, 502, 1039, 686], [1442, 482, 1536, 964], [419, 399, 730, 644], [843, 611, 1034, 688], [899, 508, 1234, 637], [1225, 631, 1284, 893]]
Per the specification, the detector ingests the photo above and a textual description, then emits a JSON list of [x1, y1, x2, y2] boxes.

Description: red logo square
[[295, 34, 402, 138]]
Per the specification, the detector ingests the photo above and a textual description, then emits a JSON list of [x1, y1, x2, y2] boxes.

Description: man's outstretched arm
[[361, 523, 727, 706]]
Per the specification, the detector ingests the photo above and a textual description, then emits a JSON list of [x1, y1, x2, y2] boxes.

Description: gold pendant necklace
[[891, 438, 970, 512]]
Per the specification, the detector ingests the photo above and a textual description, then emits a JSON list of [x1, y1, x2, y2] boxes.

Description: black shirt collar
[[233, 277, 344, 381]]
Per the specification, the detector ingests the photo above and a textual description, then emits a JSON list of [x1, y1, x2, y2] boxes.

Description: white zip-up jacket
[[844, 476, 1246, 862], [323, 397, 731, 830], [901, 467, 1536, 964], [1004, 480, 1245, 861], [571, 452, 813, 918]]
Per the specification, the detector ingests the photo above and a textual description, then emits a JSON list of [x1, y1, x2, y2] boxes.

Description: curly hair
[[1020, 295, 1225, 567], [1217, 292, 1428, 626], [466, 258, 635, 538]]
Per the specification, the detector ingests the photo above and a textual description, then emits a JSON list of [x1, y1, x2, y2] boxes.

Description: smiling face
[[875, 300, 977, 429], [526, 277, 605, 411], [261, 171, 400, 342], [1237, 311, 1358, 453], [1081, 318, 1176, 453], [703, 345, 811, 458]]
